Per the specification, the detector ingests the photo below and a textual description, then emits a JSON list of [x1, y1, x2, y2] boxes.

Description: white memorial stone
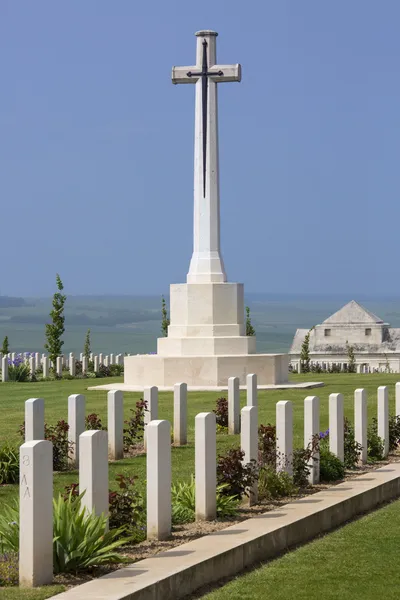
[[246, 373, 257, 407], [82, 356, 88, 374], [56, 356, 63, 377], [108, 390, 124, 460], [146, 420, 171, 540], [241, 406, 258, 505], [1, 356, 8, 382], [29, 356, 35, 377], [79, 430, 109, 519], [42, 356, 49, 378], [69, 353, 75, 376], [79, 353, 83, 362], [19, 440, 53, 587], [354, 388, 367, 464], [329, 393, 344, 462], [94, 355, 99, 373], [104, 355, 109, 367], [228, 376, 240, 434], [378, 385, 389, 457], [144, 386, 158, 450], [110, 353, 114, 365], [173, 382, 187, 445], [25, 398, 44, 442], [35, 352, 40, 368], [276, 400, 293, 475], [195, 412, 216, 520], [68, 394, 86, 466], [304, 396, 320, 484], [99, 353, 103, 365]]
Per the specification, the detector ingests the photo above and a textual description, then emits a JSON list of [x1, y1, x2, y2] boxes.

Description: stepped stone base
[[123, 353, 289, 388]]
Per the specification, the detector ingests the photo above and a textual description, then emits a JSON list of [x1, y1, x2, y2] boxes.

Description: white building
[[290, 300, 400, 373]]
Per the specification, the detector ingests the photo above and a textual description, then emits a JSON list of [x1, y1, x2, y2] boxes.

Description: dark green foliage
[[123, 399, 147, 451], [85, 413, 106, 430], [109, 363, 124, 376], [0, 443, 19, 484], [83, 329, 91, 361], [258, 423, 277, 467], [216, 447, 258, 499], [1, 336, 9, 355], [367, 418, 385, 462], [300, 327, 314, 373], [171, 476, 239, 523], [8, 358, 31, 382], [388, 414, 400, 452], [245, 306, 255, 336], [214, 397, 228, 429], [108, 474, 145, 537], [292, 435, 319, 488], [18, 419, 72, 471], [258, 466, 297, 500], [319, 444, 345, 482], [161, 295, 170, 337], [0, 552, 18, 586], [344, 418, 362, 468], [45, 274, 66, 365], [346, 341, 356, 373]]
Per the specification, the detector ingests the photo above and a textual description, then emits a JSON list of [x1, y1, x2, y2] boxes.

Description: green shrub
[[123, 399, 147, 451], [85, 413, 106, 430], [171, 476, 239, 524], [258, 424, 277, 468], [213, 397, 228, 429], [109, 364, 124, 376], [0, 442, 19, 484], [19, 419, 72, 471], [0, 552, 18, 586], [343, 418, 362, 469], [367, 418, 385, 462], [388, 414, 400, 452], [0, 502, 19, 553], [7, 355, 31, 382], [216, 447, 258, 499], [258, 466, 297, 500], [319, 444, 345, 482], [291, 435, 319, 488]]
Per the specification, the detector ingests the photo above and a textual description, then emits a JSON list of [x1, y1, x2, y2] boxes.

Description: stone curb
[[51, 463, 400, 600]]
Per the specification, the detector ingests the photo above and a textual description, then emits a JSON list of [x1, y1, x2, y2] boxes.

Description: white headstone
[[82, 356, 88, 374], [69, 353, 75, 377], [246, 373, 257, 407], [29, 356, 35, 377], [68, 394, 86, 466], [110, 353, 114, 365], [93, 355, 99, 373], [276, 400, 293, 476], [195, 412, 216, 521], [79, 430, 109, 520], [99, 353, 103, 365], [79, 353, 83, 362], [304, 396, 320, 484], [173, 382, 187, 445], [329, 393, 344, 462], [228, 376, 240, 434], [25, 398, 44, 442], [1, 356, 8, 382], [378, 385, 389, 457], [144, 386, 158, 450], [108, 390, 124, 460], [146, 420, 171, 540], [35, 352, 40, 368], [354, 388, 367, 464], [42, 356, 49, 378], [104, 355, 109, 367], [19, 440, 53, 587], [241, 406, 258, 505], [56, 356, 63, 377]]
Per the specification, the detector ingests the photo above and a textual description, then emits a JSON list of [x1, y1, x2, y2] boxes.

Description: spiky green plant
[[171, 476, 239, 524]]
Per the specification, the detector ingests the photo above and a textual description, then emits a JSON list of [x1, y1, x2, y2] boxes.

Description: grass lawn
[[0, 587, 65, 599], [200, 497, 400, 600], [1, 373, 400, 507]]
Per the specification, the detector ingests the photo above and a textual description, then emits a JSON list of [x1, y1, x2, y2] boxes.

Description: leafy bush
[[0, 502, 19, 552], [213, 397, 228, 429], [171, 476, 239, 524], [367, 418, 385, 462], [0, 553, 18, 586], [292, 435, 319, 488], [0, 442, 19, 484], [319, 444, 345, 482], [109, 364, 124, 377], [8, 354, 31, 382], [258, 466, 297, 500], [258, 424, 277, 467], [85, 413, 106, 430], [388, 415, 400, 452], [98, 364, 111, 378], [344, 418, 362, 468], [216, 447, 258, 499], [124, 399, 147, 451], [18, 419, 72, 471]]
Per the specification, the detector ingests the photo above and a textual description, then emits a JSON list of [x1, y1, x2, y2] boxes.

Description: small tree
[[45, 274, 66, 366], [300, 327, 314, 373], [2, 335, 9, 355], [346, 341, 356, 373], [245, 306, 255, 336], [84, 329, 91, 361], [161, 295, 170, 337]]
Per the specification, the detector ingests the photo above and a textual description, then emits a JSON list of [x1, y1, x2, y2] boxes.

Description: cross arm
[[171, 66, 198, 84], [211, 64, 241, 83]]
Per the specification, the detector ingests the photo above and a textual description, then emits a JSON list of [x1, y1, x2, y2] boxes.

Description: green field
[[201, 497, 400, 600], [1, 372, 400, 599]]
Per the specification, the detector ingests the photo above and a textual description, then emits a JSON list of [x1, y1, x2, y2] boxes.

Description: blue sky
[[1, 1, 399, 297]]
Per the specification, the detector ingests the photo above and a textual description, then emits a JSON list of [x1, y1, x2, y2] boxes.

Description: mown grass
[[201, 497, 400, 600]]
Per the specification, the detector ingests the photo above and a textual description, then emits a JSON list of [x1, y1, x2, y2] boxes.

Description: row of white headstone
[[1, 351, 124, 381], [19, 377, 400, 587]]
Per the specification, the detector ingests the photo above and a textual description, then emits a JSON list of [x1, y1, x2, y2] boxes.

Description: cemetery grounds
[[1, 372, 400, 599]]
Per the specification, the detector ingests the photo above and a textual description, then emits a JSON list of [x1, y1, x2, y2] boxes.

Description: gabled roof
[[322, 300, 383, 325]]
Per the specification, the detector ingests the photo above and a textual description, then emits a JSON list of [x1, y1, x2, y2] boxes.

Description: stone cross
[[172, 30, 241, 283]]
